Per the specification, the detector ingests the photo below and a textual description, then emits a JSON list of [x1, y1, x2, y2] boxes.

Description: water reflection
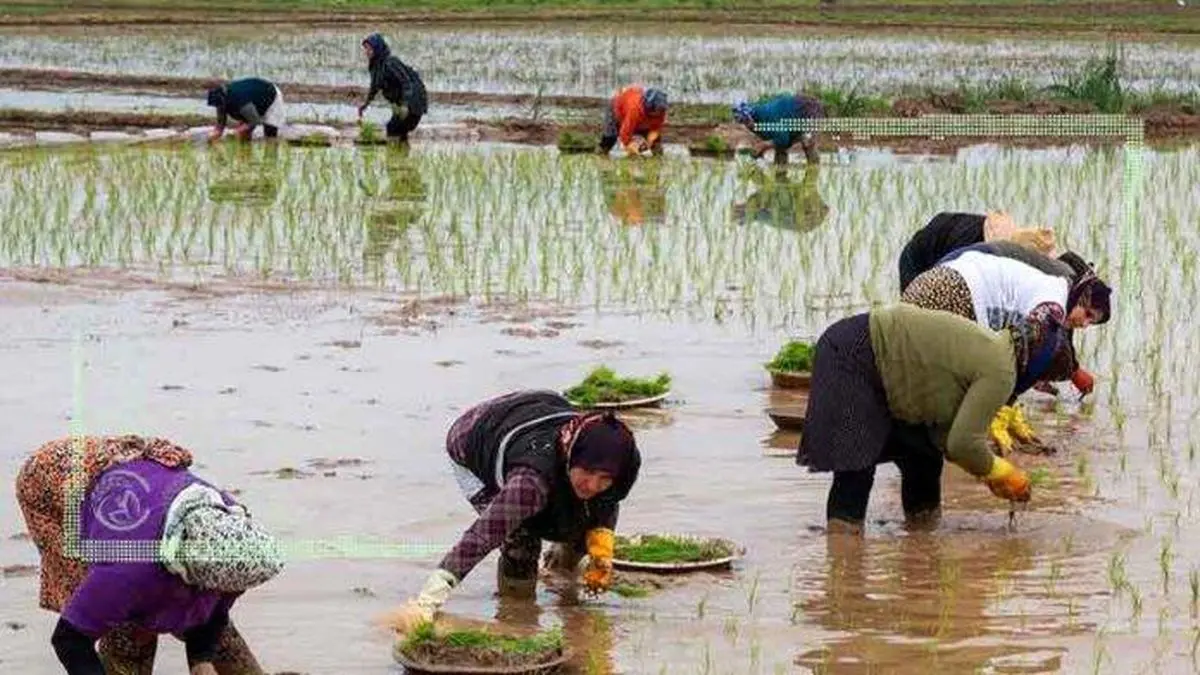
[[733, 164, 828, 234], [792, 526, 1094, 674], [492, 588, 617, 674], [362, 144, 426, 280], [600, 160, 666, 227], [206, 142, 282, 206]]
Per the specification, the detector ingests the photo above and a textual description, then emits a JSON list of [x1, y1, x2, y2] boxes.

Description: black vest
[[459, 390, 630, 542]]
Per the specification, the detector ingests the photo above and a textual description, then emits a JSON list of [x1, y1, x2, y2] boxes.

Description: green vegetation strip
[[3, 1, 1198, 34]]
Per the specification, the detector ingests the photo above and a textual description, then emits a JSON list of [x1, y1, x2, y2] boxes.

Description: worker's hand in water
[[645, 130, 660, 149], [580, 527, 615, 596], [206, 127, 224, 143], [378, 600, 433, 635], [624, 141, 644, 157], [232, 123, 252, 141], [1072, 368, 1095, 398], [988, 407, 1015, 456], [984, 457, 1031, 502], [381, 569, 457, 634], [190, 663, 218, 675]]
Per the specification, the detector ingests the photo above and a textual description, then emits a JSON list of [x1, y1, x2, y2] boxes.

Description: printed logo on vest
[[92, 468, 153, 532]]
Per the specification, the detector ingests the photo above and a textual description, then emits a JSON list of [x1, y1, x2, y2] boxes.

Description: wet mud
[[0, 262, 1182, 674]]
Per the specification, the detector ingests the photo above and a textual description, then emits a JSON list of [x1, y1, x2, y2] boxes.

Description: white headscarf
[[159, 484, 285, 593]]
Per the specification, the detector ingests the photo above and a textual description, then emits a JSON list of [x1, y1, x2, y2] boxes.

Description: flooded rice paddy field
[[2, 23, 1199, 104], [0, 137, 1197, 674], [0, 87, 541, 127]]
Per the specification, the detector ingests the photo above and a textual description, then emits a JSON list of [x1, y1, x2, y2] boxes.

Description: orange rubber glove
[[1072, 368, 1095, 397], [581, 528, 614, 594], [984, 457, 1031, 502]]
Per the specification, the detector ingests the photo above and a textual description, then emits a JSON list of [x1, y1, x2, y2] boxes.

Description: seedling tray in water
[[767, 406, 806, 431], [688, 146, 737, 159], [394, 648, 573, 675], [568, 391, 670, 411], [557, 145, 594, 155], [767, 369, 812, 389], [612, 533, 741, 573]]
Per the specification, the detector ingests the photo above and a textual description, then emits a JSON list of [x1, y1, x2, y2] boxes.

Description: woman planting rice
[[797, 303, 1072, 532], [902, 241, 1112, 453], [897, 211, 1056, 293], [15, 435, 284, 675], [388, 390, 642, 633], [597, 84, 669, 157]]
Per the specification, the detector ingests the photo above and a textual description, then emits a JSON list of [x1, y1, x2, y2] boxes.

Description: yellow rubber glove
[[984, 457, 1031, 502], [1007, 404, 1037, 444], [988, 407, 1015, 456], [581, 528, 615, 594]]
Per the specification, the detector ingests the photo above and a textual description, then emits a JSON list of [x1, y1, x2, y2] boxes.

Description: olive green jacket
[[868, 303, 1015, 476]]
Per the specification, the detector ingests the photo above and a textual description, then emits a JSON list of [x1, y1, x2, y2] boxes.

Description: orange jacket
[[611, 86, 666, 146]]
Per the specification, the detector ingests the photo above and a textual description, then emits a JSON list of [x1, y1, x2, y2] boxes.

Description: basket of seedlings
[[687, 134, 736, 159], [612, 533, 741, 573], [556, 130, 596, 155], [564, 366, 671, 410], [394, 621, 572, 675], [766, 409, 806, 432], [765, 340, 814, 390]]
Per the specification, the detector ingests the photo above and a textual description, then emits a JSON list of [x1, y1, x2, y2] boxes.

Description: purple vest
[[62, 459, 238, 637]]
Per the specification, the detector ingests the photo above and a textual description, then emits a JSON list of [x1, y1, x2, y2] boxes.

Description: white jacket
[[942, 250, 1069, 330]]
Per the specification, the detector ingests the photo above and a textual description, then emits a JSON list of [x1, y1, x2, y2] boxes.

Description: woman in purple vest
[[15, 435, 285, 675]]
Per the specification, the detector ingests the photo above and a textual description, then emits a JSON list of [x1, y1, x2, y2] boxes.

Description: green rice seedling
[[722, 615, 739, 646], [1108, 551, 1128, 597], [746, 571, 761, 613], [1190, 568, 1198, 616], [765, 340, 814, 374], [564, 367, 671, 407], [1161, 538, 1175, 594]]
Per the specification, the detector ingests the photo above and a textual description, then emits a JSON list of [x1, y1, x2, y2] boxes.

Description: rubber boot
[[826, 517, 865, 536], [497, 563, 538, 599], [904, 507, 942, 532]]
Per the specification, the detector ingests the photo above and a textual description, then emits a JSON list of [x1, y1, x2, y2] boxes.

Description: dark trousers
[[263, 125, 279, 138], [826, 425, 944, 523], [386, 112, 422, 141]]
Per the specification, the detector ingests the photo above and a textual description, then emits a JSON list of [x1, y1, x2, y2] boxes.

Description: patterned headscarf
[[160, 485, 285, 593], [559, 412, 636, 477], [643, 88, 669, 113], [1058, 251, 1112, 324], [1008, 304, 1070, 395], [732, 100, 755, 126]]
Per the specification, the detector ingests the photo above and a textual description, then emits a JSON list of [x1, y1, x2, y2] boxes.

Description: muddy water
[[1, 24, 1199, 103], [0, 140, 1198, 674]]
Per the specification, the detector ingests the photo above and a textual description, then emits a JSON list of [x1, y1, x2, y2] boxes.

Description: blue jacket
[[750, 94, 823, 148], [206, 78, 278, 129]]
